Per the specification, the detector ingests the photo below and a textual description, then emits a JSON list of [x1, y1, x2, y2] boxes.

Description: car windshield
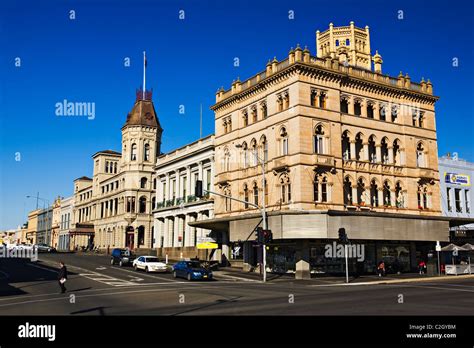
[[186, 261, 202, 268], [146, 257, 160, 263], [121, 250, 132, 256]]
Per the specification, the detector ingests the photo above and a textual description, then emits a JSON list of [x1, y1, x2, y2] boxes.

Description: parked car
[[133, 256, 168, 273], [172, 260, 213, 281], [36, 243, 56, 253], [110, 248, 136, 267]]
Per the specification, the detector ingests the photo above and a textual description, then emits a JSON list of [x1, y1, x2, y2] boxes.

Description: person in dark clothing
[[58, 261, 68, 293]]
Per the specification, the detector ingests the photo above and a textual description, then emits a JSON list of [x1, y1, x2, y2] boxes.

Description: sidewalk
[[214, 267, 474, 285]]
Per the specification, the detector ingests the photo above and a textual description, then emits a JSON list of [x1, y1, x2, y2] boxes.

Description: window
[[183, 176, 187, 198], [253, 182, 259, 205], [379, 105, 386, 121], [105, 161, 109, 173], [319, 93, 326, 109], [261, 136, 268, 162], [391, 106, 398, 123], [206, 169, 211, 192], [419, 112, 424, 128], [144, 144, 150, 161], [381, 138, 389, 164], [251, 139, 258, 166], [447, 188, 452, 212], [395, 182, 404, 208], [131, 144, 137, 161], [153, 178, 156, 190], [277, 96, 283, 112], [114, 162, 117, 173], [243, 184, 249, 209], [280, 175, 291, 203], [416, 143, 425, 167], [383, 181, 391, 206], [393, 140, 401, 166], [280, 128, 288, 156], [139, 196, 146, 213], [354, 100, 362, 116], [283, 92, 289, 110], [314, 125, 325, 154], [242, 111, 248, 126], [340, 98, 349, 114], [224, 149, 231, 171], [314, 175, 328, 203], [163, 182, 167, 200], [346, 39, 350, 46], [152, 197, 156, 210], [455, 189, 462, 213], [368, 136, 377, 163], [251, 106, 257, 123], [310, 89, 318, 107], [465, 190, 471, 213], [224, 187, 232, 212], [341, 131, 351, 160], [370, 180, 379, 207], [417, 185, 428, 209], [261, 102, 268, 119], [367, 103, 374, 118], [140, 177, 147, 189], [344, 177, 353, 205], [242, 142, 248, 168], [126, 197, 136, 213], [412, 110, 418, 127], [355, 133, 363, 161], [335, 40, 340, 46]]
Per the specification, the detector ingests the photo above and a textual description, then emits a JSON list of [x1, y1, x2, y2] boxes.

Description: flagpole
[[143, 51, 146, 100]]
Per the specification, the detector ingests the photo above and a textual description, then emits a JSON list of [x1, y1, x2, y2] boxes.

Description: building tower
[[316, 21, 373, 70]]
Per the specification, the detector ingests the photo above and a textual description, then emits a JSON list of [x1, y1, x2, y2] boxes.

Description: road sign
[[197, 237, 218, 250], [435, 241, 441, 252]]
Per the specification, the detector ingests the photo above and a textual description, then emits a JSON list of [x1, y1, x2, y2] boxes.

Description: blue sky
[[1, 0, 473, 229]]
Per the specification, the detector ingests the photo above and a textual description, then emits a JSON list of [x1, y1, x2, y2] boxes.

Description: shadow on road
[[70, 306, 108, 315], [170, 296, 242, 316]]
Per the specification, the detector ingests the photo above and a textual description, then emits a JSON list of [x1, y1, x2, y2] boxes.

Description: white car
[[133, 256, 168, 273]]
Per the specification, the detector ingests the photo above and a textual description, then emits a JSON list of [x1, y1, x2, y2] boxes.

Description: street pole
[[345, 244, 349, 283], [437, 250, 441, 276], [261, 155, 267, 283]]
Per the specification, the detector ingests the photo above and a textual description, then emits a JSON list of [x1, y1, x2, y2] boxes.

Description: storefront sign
[[444, 172, 470, 186], [197, 237, 218, 250]]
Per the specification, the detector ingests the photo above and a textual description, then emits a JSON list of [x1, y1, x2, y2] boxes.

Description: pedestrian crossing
[[79, 272, 139, 287]]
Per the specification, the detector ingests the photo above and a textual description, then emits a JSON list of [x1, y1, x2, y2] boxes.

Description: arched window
[[261, 102, 268, 119], [153, 178, 157, 190], [152, 197, 156, 210], [417, 184, 429, 209], [381, 138, 389, 164], [319, 92, 326, 109], [224, 148, 231, 171], [310, 89, 318, 107], [368, 136, 377, 163], [250, 139, 258, 166], [357, 178, 367, 205], [344, 177, 353, 205], [139, 196, 146, 213], [260, 136, 268, 162], [242, 110, 248, 127], [253, 182, 259, 206], [242, 142, 248, 168], [131, 143, 137, 161], [383, 181, 391, 206], [224, 187, 232, 212], [114, 162, 117, 173], [366, 102, 374, 118], [335, 39, 340, 46], [395, 182, 404, 208], [341, 131, 351, 160], [251, 105, 257, 123], [140, 177, 147, 189], [144, 143, 150, 161], [391, 106, 398, 123], [314, 175, 328, 203], [314, 125, 325, 154], [393, 139, 401, 166], [279, 128, 288, 156], [370, 180, 379, 207], [379, 104, 386, 121], [416, 143, 426, 167], [355, 133, 363, 161], [340, 97, 349, 114], [354, 100, 362, 116], [280, 174, 291, 203], [243, 184, 249, 209]]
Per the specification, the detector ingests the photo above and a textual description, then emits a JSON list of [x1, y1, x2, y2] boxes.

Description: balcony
[[216, 172, 231, 186], [314, 154, 335, 167], [272, 156, 290, 173]]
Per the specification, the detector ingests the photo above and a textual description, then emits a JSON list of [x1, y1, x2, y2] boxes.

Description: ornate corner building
[[71, 89, 163, 251], [196, 22, 450, 279]]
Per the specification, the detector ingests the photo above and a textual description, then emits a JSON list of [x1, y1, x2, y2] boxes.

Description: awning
[[461, 243, 474, 251], [440, 243, 469, 252], [69, 223, 95, 235]]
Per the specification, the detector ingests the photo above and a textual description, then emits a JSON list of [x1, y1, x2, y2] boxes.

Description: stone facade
[[72, 91, 163, 251], [153, 135, 216, 260], [206, 22, 447, 277]]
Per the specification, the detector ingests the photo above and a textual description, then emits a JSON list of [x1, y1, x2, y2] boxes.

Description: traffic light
[[338, 228, 348, 244], [263, 229, 273, 244], [195, 180, 203, 198], [256, 227, 264, 244]]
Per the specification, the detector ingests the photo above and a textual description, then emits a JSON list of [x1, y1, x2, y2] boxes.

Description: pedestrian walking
[[418, 260, 426, 275], [58, 261, 68, 294], [377, 261, 385, 277]]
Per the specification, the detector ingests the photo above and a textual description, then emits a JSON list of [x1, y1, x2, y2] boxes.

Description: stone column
[[348, 97, 354, 115], [186, 166, 191, 200], [374, 101, 380, 120], [165, 173, 170, 200], [375, 145, 382, 163], [175, 169, 181, 199], [363, 142, 369, 161], [163, 218, 169, 247], [318, 182, 322, 202], [390, 190, 396, 207], [198, 161, 204, 180], [174, 216, 181, 247], [378, 188, 384, 207], [360, 100, 367, 117], [350, 141, 356, 160], [351, 185, 358, 205], [388, 147, 394, 164], [295, 240, 311, 280]]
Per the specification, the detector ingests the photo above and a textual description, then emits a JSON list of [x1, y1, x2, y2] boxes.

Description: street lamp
[[26, 194, 51, 246], [235, 143, 268, 282]]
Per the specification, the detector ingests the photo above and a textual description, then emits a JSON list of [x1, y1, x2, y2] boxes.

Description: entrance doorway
[[137, 226, 145, 247], [125, 226, 134, 250]]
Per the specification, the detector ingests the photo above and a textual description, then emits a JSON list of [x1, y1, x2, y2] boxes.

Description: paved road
[[1, 253, 473, 315]]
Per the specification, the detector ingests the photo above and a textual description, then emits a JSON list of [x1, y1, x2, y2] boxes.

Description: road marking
[[215, 273, 261, 282], [109, 265, 176, 282], [96, 267, 106, 270], [403, 284, 474, 293]]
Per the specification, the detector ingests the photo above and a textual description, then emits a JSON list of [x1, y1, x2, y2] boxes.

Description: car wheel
[[110, 258, 114, 265], [119, 260, 123, 267], [173, 271, 177, 278], [187, 273, 192, 281], [145, 267, 149, 273]]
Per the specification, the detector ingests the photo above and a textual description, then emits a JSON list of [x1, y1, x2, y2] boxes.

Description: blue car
[[172, 261, 213, 281]]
